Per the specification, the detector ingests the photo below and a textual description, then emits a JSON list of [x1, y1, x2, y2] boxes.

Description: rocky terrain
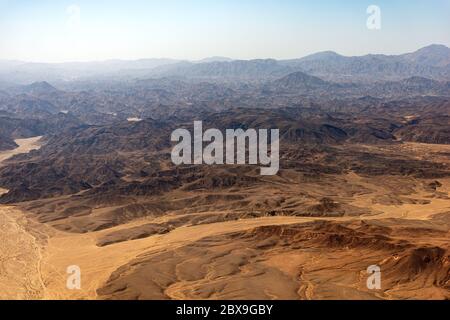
[[0, 44, 449, 300]]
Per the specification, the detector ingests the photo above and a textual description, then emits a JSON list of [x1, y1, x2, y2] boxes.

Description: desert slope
[[0, 137, 44, 299], [1, 138, 449, 300]]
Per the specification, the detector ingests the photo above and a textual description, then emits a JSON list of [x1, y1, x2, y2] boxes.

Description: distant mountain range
[[1, 44, 449, 84], [266, 72, 449, 97], [281, 44, 450, 82]]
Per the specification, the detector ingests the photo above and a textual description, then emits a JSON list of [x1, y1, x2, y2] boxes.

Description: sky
[[0, 0, 449, 62]]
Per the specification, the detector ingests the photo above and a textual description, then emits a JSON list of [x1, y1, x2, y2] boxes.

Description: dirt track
[[0, 138, 449, 300], [0, 137, 44, 299], [0, 206, 45, 299]]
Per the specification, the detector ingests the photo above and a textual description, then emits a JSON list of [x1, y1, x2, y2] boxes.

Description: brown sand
[[0, 136, 42, 164], [0, 206, 45, 299], [0, 140, 449, 300], [0, 137, 44, 299]]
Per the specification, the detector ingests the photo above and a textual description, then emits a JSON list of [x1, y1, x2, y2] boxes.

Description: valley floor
[[0, 137, 45, 299], [0, 139, 449, 300]]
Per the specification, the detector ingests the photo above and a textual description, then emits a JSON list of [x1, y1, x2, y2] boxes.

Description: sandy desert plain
[[0, 136, 448, 300]]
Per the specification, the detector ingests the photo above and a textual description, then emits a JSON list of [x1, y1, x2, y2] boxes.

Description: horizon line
[[1, 44, 448, 65]]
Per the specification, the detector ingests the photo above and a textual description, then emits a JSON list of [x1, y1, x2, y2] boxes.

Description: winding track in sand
[[0, 139, 449, 300], [0, 137, 44, 299]]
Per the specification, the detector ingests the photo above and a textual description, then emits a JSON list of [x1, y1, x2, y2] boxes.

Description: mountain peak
[[22, 81, 59, 95], [300, 51, 343, 62], [272, 71, 329, 90], [403, 44, 450, 67], [27, 81, 57, 89], [197, 56, 233, 63], [416, 44, 449, 52]]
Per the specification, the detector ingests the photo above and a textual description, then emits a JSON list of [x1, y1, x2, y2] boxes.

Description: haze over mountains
[[0, 44, 449, 300], [1, 44, 449, 85], [0, 45, 448, 126]]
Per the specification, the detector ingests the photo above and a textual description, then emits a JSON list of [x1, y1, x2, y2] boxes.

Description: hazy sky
[[0, 0, 449, 62]]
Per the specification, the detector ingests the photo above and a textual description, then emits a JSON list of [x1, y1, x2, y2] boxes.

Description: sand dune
[[97, 219, 449, 300], [0, 138, 449, 300]]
